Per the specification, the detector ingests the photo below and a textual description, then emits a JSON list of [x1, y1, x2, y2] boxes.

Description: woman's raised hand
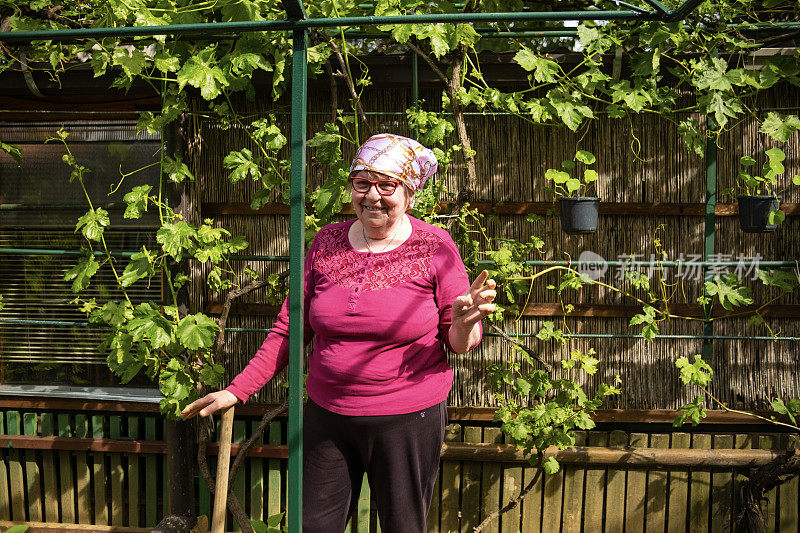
[[451, 270, 497, 329], [180, 390, 239, 419]]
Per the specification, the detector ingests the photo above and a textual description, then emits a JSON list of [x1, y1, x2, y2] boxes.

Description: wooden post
[[212, 407, 235, 533]]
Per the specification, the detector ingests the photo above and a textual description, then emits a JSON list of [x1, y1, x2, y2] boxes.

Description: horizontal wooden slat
[[0, 435, 288, 458], [0, 434, 781, 467], [0, 398, 784, 424], [204, 302, 281, 316], [202, 201, 800, 217], [0, 520, 152, 533], [440, 443, 781, 467]]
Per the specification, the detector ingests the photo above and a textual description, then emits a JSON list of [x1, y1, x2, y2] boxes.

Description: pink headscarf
[[349, 133, 438, 192]]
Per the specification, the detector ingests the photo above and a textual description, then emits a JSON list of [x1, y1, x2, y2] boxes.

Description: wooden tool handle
[[211, 406, 235, 533]]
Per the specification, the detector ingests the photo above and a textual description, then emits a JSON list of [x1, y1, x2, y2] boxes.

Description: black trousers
[[302, 399, 447, 533]]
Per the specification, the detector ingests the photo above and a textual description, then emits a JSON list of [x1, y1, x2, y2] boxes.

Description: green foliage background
[[1, 0, 799, 461]]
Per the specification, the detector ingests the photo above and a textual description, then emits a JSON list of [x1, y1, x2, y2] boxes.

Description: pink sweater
[[226, 216, 479, 415]]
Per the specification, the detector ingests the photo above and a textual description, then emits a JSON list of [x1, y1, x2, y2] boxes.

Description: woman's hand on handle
[[180, 390, 239, 419], [449, 270, 496, 354]]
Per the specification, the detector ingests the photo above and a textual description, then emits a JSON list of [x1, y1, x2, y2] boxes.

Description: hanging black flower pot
[[559, 197, 600, 234], [737, 195, 781, 233]]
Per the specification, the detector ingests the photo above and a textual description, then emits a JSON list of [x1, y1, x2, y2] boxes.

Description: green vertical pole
[[288, 26, 308, 533], [703, 116, 717, 361], [411, 42, 419, 140]]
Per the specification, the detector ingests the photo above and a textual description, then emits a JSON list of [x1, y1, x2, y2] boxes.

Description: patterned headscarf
[[349, 133, 438, 192]]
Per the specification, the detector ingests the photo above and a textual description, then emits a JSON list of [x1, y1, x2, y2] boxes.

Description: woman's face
[[350, 170, 412, 232]]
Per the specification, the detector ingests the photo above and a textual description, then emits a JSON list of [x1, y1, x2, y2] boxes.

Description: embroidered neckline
[[345, 216, 415, 255], [313, 218, 442, 292]]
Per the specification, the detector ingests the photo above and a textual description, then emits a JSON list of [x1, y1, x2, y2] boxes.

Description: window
[[0, 121, 162, 387]]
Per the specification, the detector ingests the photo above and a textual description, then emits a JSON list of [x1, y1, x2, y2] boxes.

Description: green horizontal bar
[[0, 247, 288, 262], [345, 30, 581, 38], [3, 248, 792, 267], [0, 247, 136, 258], [0, 318, 91, 327], [0, 317, 273, 333], [0, 203, 126, 211], [0, 10, 656, 43], [3, 318, 795, 341], [485, 332, 800, 341], [476, 260, 797, 268], [228, 254, 289, 261]]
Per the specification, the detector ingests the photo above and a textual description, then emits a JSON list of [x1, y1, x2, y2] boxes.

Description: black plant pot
[[559, 197, 600, 234], [737, 195, 781, 233]]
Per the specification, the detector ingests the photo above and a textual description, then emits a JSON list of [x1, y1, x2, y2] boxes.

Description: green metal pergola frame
[[3, 0, 794, 529]]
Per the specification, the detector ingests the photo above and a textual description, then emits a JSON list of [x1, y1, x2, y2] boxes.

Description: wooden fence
[[0, 403, 797, 532]]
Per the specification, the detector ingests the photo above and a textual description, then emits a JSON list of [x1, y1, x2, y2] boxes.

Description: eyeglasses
[[349, 177, 401, 196]]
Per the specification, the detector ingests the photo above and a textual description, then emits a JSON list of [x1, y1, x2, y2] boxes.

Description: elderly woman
[[182, 133, 496, 533]]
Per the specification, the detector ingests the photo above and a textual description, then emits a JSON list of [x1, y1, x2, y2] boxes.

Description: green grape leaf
[[760, 112, 800, 142], [1, 140, 23, 164], [542, 456, 560, 474], [123, 185, 153, 219], [177, 313, 220, 350], [154, 52, 181, 74], [514, 48, 559, 83], [112, 47, 148, 79], [314, 166, 349, 220], [120, 247, 156, 287], [692, 56, 732, 92], [574, 411, 595, 430], [676, 355, 713, 387], [92, 301, 134, 328], [677, 118, 704, 158], [163, 155, 194, 184], [416, 23, 450, 59], [76, 208, 110, 241], [535, 321, 564, 343], [704, 274, 753, 310], [64, 250, 100, 292], [176, 49, 229, 100], [770, 398, 799, 425], [127, 305, 174, 349], [252, 119, 287, 151], [698, 91, 743, 128], [224, 148, 262, 183], [156, 221, 197, 261], [307, 124, 342, 166], [160, 358, 193, 401], [198, 363, 225, 387], [674, 395, 707, 426], [757, 268, 798, 293], [107, 335, 145, 384]]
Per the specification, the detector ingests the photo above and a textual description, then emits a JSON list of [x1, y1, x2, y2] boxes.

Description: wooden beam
[[0, 521, 152, 533], [202, 201, 800, 218], [204, 302, 281, 316], [0, 434, 783, 467], [440, 442, 782, 467]]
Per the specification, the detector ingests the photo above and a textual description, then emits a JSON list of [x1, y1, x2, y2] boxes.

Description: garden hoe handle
[[212, 406, 235, 533]]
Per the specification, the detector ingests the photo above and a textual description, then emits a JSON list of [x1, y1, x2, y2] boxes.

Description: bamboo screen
[[187, 79, 800, 411]]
